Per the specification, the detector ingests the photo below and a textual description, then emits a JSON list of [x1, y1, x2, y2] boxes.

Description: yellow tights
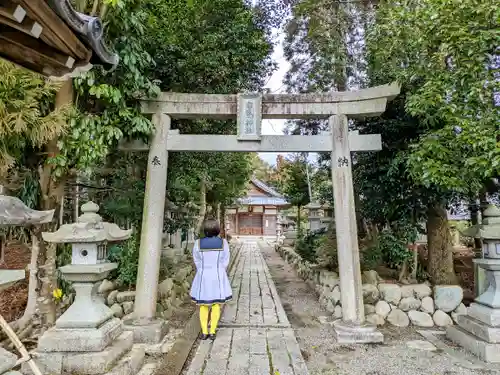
[[199, 304, 221, 335]]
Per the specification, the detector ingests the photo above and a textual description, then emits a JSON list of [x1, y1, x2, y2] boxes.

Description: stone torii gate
[[126, 83, 400, 344]]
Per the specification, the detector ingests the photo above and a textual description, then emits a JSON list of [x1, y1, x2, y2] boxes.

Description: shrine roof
[[237, 196, 289, 206], [250, 177, 283, 198], [0, 0, 118, 77], [236, 178, 289, 206]]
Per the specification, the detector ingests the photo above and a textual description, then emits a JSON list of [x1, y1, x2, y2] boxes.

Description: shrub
[[108, 235, 140, 288]]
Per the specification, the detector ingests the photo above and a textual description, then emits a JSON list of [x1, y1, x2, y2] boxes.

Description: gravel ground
[[260, 243, 500, 375]]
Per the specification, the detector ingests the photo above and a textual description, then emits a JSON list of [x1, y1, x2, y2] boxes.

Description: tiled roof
[[250, 178, 284, 198], [237, 196, 289, 206]]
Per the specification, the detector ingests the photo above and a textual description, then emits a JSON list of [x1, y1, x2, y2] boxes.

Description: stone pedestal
[[29, 264, 146, 374], [309, 217, 322, 232], [123, 318, 168, 344], [447, 259, 500, 362]]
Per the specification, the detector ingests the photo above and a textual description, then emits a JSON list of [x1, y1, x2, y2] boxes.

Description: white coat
[[190, 237, 232, 305]]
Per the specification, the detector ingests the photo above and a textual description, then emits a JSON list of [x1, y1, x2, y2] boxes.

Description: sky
[[258, 33, 291, 166]]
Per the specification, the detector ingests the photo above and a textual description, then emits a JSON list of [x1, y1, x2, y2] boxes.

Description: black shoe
[[200, 333, 209, 340], [208, 333, 216, 340]]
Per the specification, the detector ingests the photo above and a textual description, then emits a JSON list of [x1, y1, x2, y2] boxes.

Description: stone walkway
[[185, 240, 309, 375]]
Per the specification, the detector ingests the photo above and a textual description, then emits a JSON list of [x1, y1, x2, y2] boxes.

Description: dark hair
[[203, 218, 220, 238]]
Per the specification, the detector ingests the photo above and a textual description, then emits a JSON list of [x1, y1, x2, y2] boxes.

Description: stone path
[[185, 240, 309, 375]]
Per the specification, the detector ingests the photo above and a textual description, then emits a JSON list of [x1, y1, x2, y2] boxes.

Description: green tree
[[279, 154, 311, 232], [368, 0, 499, 194], [0, 59, 69, 179], [142, 0, 276, 232], [365, 0, 499, 283]]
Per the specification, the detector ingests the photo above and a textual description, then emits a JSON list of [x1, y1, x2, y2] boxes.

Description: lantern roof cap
[[305, 202, 322, 209], [0, 194, 54, 226], [461, 204, 500, 239], [42, 201, 132, 244]]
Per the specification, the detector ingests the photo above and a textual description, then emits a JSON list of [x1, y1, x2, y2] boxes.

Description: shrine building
[[226, 178, 289, 236]]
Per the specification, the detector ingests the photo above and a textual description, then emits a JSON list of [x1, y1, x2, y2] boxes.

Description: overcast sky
[[258, 33, 290, 166]]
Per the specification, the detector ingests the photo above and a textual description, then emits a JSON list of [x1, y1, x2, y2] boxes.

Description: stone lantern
[[305, 202, 323, 232], [31, 201, 145, 375], [276, 216, 284, 244], [447, 204, 500, 362]]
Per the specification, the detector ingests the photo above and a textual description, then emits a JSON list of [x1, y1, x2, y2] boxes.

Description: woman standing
[[190, 218, 232, 340]]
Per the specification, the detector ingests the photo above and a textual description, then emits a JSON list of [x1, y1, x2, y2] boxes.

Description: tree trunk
[[34, 79, 72, 329], [220, 205, 226, 238], [18, 230, 41, 329], [195, 179, 207, 236], [426, 202, 457, 285], [469, 199, 482, 249], [214, 202, 221, 223]]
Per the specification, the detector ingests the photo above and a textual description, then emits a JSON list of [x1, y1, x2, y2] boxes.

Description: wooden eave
[[0, 0, 117, 77]]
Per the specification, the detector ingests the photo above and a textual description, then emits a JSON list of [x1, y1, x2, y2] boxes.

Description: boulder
[[413, 284, 432, 299], [362, 270, 382, 285], [399, 297, 421, 312], [362, 284, 380, 304], [158, 278, 174, 297], [375, 300, 391, 318], [107, 290, 119, 305], [366, 313, 385, 326], [387, 308, 409, 327], [451, 303, 468, 323], [98, 279, 116, 294], [175, 267, 189, 281], [433, 310, 453, 327], [326, 300, 335, 314], [408, 310, 434, 327], [434, 285, 463, 312], [110, 303, 124, 318], [364, 304, 376, 315], [323, 275, 339, 289], [116, 291, 136, 303], [334, 305, 343, 319], [420, 297, 435, 314], [400, 284, 432, 299], [330, 286, 341, 305], [122, 301, 135, 315], [379, 284, 402, 305]]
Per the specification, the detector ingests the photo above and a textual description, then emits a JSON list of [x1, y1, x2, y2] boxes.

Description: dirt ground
[[0, 243, 30, 322], [260, 243, 500, 375]]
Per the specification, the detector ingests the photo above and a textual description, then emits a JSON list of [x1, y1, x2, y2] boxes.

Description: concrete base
[[468, 303, 500, 327], [333, 320, 384, 344], [38, 318, 123, 352], [447, 325, 500, 363], [123, 318, 168, 344], [25, 331, 140, 375], [0, 347, 17, 374], [455, 314, 500, 343]]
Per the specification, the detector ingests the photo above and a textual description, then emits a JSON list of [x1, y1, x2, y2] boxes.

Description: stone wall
[[97, 261, 195, 321], [276, 244, 467, 328]]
